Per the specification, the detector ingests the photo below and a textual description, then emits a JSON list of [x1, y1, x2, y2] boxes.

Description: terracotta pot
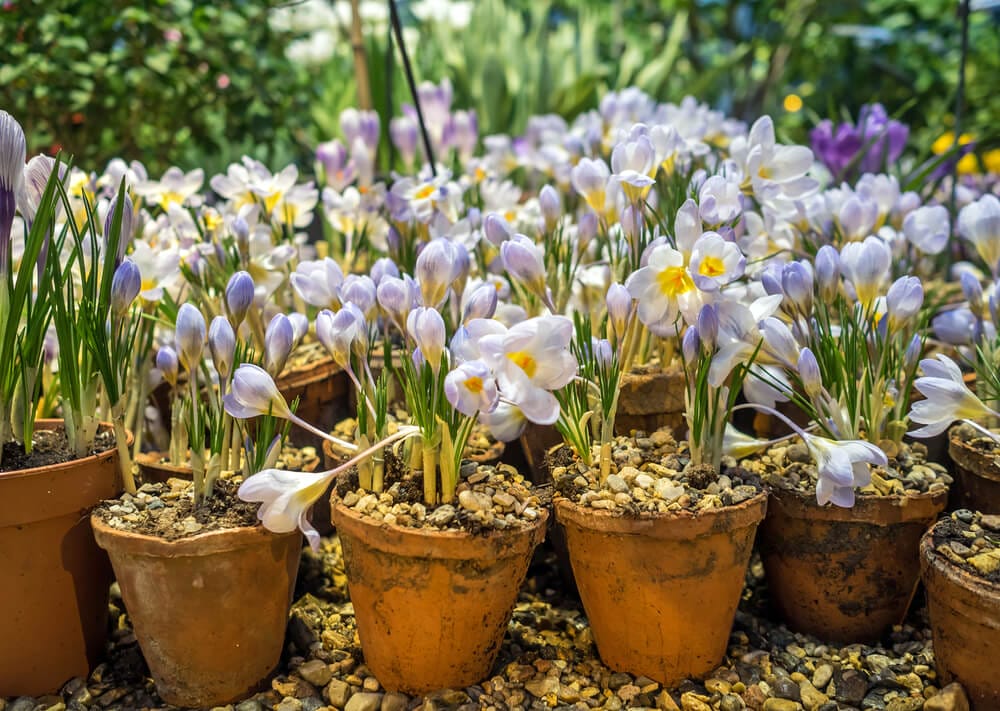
[[92, 518, 302, 707], [330, 497, 548, 693], [135, 450, 193, 484], [920, 527, 1000, 709], [0, 420, 124, 696], [517, 422, 563, 486], [275, 344, 350, 449], [615, 365, 687, 437], [555, 492, 767, 686], [947, 430, 1000, 514], [758, 486, 947, 643]]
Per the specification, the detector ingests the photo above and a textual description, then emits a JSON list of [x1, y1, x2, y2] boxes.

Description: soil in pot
[[0, 421, 122, 697], [921, 510, 1000, 709], [947, 423, 1000, 514], [748, 438, 950, 643], [330, 452, 548, 694], [92, 477, 302, 708], [551, 428, 767, 686]]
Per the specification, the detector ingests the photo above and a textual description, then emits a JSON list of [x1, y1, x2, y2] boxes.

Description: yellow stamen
[[413, 184, 435, 200], [656, 266, 694, 298], [508, 351, 537, 378], [698, 256, 726, 278], [464, 376, 484, 394]]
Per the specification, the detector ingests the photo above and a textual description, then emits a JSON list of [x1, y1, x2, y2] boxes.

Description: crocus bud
[[815, 245, 841, 303], [463, 283, 498, 322], [316, 306, 361, 369], [231, 216, 250, 252], [539, 185, 561, 230], [904, 334, 922, 372], [781, 261, 814, 315], [264, 313, 294, 377], [105, 192, 135, 263], [209, 316, 236, 381], [156, 346, 179, 387], [798, 347, 823, 398], [289, 312, 309, 347], [682, 326, 700, 364], [960, 271, 984, 315], [225, 271, 255, 328], [377, 275, 414, 328], [110, 258, 141, 317], [224, 364, 292, 420], [591, 337, 613, 368], [415, 239, 460, 308], [501, 234, 547, 301], [578, 211, 598, 251], [606, 282, 631, 340], [390, 116, 419, 166], [175, 303, 207, 373], [340, 274, 378, 319], [0, 110, 26, 275], [885, 276, 924, 329], [483, 212, 513, 246], [620, 204, 643, 249], [760, 270, 783, 297], [991, 288, 1000, 328], [370, 257, 400, 285], [407, 307, 447, 373], [696, 304, 719, 351]]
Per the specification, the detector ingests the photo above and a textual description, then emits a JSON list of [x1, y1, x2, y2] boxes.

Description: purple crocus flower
[[810, 103, 908, 178]]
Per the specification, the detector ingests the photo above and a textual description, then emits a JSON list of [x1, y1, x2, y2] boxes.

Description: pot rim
[[0, 418, 123, 482], [91, 514, 300, 558], [947, 428, 1000, 483], [553, 490, 768, 538], [920, 527, 1000, 596], [767, 484, 948, 524], [330, 497, 548, 560]]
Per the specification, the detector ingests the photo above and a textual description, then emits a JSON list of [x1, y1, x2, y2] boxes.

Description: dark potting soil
[[0, 427, 115, 473], [94, 478, 261, 540], [930, 510, 1000, 585]]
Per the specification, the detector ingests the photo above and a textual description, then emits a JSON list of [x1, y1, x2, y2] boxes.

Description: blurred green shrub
[[0, 0, 317, 174]]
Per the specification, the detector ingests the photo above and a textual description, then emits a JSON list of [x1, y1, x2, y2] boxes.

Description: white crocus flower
[[689, 232, 745, 292], [625, 243, 702, 335], [134, 166, 204, 211], [903, 205, 949, 255], [908, 355, 1000, 438], [290, 258, 345, 309], [239, 468, 331, 549], [130, 239, 180, 303], [839, 236, 891, 309], [957, 195, 1000, 276], [803, 433, 887, 508]]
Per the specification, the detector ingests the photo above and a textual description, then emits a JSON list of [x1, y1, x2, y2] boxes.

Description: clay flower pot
[[920, 527, 1000, 709], [330, 497, 548, 694], [0, 420, 125, 696], [135, 450, 194, 484], [615, 365, 687, 437], [554, 492, 768, 686], [758, 486, 947, 643], [92, 518, 302, 707], [947, 429, 1000, 514]]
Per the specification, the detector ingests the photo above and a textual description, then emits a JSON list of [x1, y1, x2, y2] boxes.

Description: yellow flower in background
[[984, 149, 1000, 175], [783, 94, 803, 113], [957, 152, 979, 176], [931, 131, 974, 155]]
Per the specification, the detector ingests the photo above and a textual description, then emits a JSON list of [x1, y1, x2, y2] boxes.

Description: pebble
[[457, 489, 492, 512], [923, 683, 970, 711], [762, 699, 802, 711], [297, 659, 333, 687], [344, 693, 382, 711], [325, 679, 351, 708], [380, 692, 408, 711], [812, 664, 833, 690], [606, 474, 629, 493]]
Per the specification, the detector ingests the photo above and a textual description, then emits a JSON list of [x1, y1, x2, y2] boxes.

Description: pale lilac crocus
[[445, 360, 499, 416], [908, 355, 1000, 438]]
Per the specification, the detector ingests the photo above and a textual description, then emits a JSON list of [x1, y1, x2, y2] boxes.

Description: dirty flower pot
[[615, 364, 687, 437], [920, 525, 1000, 709], [554, 492, 767, 686], [758, 486, 947, 643], [92, 519, 302, 707], [947, 429, 1000, 514], [135, 450, 195, 484], [0, 420, 124, 696], [330, 497, 548, 694]]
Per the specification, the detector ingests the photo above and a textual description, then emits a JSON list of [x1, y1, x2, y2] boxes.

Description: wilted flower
[[238, 468, 331, 549]]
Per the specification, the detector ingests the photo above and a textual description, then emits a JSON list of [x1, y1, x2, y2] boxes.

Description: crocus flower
[[803, 433, 887, 507], [538, 185, 561, 230], [238, 468, 331, 549], [903, 205, 949, 255], [156, 345, 179, 387], [376, 275, 416, 330], [698, 175, 743, 225], [625, 243, 699, 335], [225, 271, 255, 328], [0, 110, 26, 276], [570, 158, 611, 215], [175, 303, 207, 373], [415, 238, 462, 307], [315, 306, 362, 370], [908, 355, 1000, 437], [463, 283, 498, 322], [264, 314, 294, 377], [884, 276, 923, 332], [839, 236, 890, 309], [958, 195, 1000, 277], [445, 360, 499, 416], [110, 258, 141, 317], [390, 116, 419, 167], [209, 316, 236, 382], [689, 232, 745, 292], [290, 258, 344, 309], [501, 234, 550, 307], [479, 315, 577, 425], [606, 282, 632, 341], [407, 307, 447, 372], [224, 363, 292, 420], [814, 245, 841, 303]]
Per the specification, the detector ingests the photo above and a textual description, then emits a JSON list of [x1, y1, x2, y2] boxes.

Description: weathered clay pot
[[947, 429, 1000, 514], [615, 365, 687, 437], [555, 492, 767, 686], [331, 496, 547, 693], [921, 527, 1000, 709], [0, 420, 124, 696], [275, 344, 350, 449], [759, 486, 947, 643], [135, 450, 194, 484], [92, 519, 302, 707]]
